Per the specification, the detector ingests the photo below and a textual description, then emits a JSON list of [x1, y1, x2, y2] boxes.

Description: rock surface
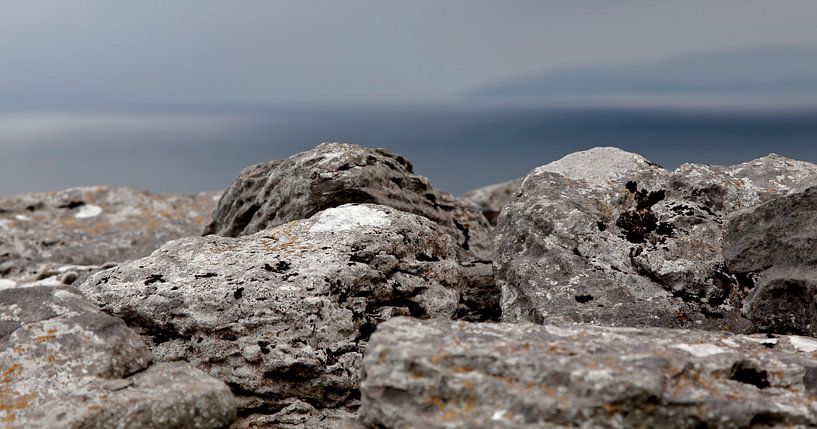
[[724, 186, 817, 336], [461, 178, 523, 225], [494, 147, 817, 332], [359, 317, 817, 428], [79, 204, 463, 422], [0, 285, 236, 428], [0, 186, 219, 286], [205, 143, 499, 321], [204, 143, 492, 262]]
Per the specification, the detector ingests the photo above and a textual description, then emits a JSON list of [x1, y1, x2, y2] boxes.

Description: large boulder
[[204, 143, 498, 321], [0, 285, 236, 428], [724, 186, 817, 336], [359, 317, 817, 428], [204, 143, 492, 261], [494, 147, 817, 332], [0, 186, 219, 286], [461, 178, 523, 225], [78, 204, 464, 425]]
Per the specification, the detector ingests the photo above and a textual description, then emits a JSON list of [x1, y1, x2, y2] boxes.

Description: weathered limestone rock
[[0, 186, 219, 286], [79, 204, 463, 422], [724, 186, 817, 336], [495, 147, 817, 332], [205, 143, 498, 321], [0, 286, 236, 428], [359, 317, 817, 428], [461, 178, 523, 225]]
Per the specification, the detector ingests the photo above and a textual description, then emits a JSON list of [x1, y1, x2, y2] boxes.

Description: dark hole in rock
[[264, 261, 291, 273], [574, 294, 594, 303], [596, 221, 607, 231], [194, 272, 218, 279], [730, 361, 770, 389], [144, 274, 165, 285], [58, 201, 85, 209], [258, 341, 271, 354], [234, 287, 244, 299]]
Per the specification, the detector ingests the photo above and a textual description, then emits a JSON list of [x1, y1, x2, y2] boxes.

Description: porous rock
[[0, 186, 219, 286], [461, 178, 523, 225], [0, 285, 236, 428], [204, 143, 492, 261], [205, 143, 498, 320], [724, 186, 817, 336], [79, 204, 463, 422], [358, 317, 817, 428], [495, 147, 817, 332]]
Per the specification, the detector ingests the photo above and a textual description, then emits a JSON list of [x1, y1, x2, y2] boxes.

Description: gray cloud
[[2, 1, 817, 107]]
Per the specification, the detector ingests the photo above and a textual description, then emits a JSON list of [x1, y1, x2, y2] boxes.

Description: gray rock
[[205, 143, 498, 320], [0, 285, 236, 428], [78, 204, 463, 422], [725, 186, 817, 335], [494, 147, 817, 332], [461, 178, 523, 225], [0, 186, 219, 286], [204, 143, 492, 262], [359, 317, 817, 428]]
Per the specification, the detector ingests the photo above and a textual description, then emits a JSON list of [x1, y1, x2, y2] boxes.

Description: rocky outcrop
[[0, 285, 236, 428], [204, 143, 498, 321], [359, 317, 817, 428], [461, 178, 523, 225], [204, 143, 492, 261], [78, 204, 464, 424], [0, 186, 219, 286], [724, 186, 817, 336], [494, 148, 817, 332]]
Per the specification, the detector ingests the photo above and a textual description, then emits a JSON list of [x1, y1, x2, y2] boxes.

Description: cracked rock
[[725, 186, 817, 336], [204, 142, 497, 320], [494, 147, 817, 331], [78, 204, 463, 424], [358, 317, 817, 428], [0, 285, 236, 428]]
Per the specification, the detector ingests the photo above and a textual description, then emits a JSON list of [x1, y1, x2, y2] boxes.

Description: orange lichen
[[2, 364, 22, 384]]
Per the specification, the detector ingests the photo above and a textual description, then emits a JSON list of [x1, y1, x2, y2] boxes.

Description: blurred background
[[2, 0, 817, 196]]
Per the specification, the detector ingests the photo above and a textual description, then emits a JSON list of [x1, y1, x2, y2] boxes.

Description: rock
[[461, 178, 523, 225], [0, 285, 236, 428], [78, 204, 463, 423], [358, 317, 817, 428], [204, 143, 492, 262], [494, 147, 817, 332], [205, 143, 498, 321], [724, 186, 817, 335], [0, 186, 220, 285], [231, 399, 356, 429]]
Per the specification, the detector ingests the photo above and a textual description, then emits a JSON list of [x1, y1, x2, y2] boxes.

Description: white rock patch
[[789, 336, 817, 353], [0, 279, 17, 289], [75, 204, 103, 219], [672, 343, 729, 358], [310, 205, 391, 233]]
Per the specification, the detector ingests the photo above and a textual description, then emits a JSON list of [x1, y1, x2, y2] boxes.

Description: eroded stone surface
[[0, 286, 235, 428], [204, 143, 492, 262], [358, 317, 817, 428], [79, 204, 462, 422], [495, 148, 817, 332], [724, 186, 817, 336], [0, 186, 219, 285], [205, 143, 498, 320], [461, 178, 523, 225]]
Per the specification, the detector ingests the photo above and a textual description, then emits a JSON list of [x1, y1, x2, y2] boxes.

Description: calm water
[[2, 106, 817, 196]]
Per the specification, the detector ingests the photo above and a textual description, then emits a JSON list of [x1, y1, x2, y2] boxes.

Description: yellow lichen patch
[[12, 345, 24, 354], [377, 350, 388, 365], [35, 332, 57, 344], [2, 364, 22, 384], [449, 365, 473, 374]]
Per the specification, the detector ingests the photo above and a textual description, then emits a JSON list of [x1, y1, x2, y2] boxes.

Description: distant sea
[[2, 105, 817, 196]]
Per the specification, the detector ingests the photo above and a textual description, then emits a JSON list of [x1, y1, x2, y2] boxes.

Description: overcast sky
[[3, 0, 817, 108]]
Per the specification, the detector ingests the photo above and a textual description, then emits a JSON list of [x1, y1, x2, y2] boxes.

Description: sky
[[2, 1, 817, 196], [2, 0, 817, 108]]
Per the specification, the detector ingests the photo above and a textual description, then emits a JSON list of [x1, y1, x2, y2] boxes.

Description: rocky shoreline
[[3, 143, 817, 428]]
